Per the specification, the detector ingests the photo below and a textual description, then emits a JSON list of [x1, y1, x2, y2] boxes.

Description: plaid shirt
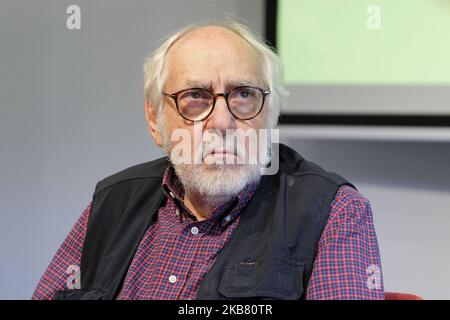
[[32, 166, 384, 300]]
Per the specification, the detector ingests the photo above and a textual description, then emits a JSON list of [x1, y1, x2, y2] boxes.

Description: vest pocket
[[53, 289, 105, 300], [218, 255, 304, 300]]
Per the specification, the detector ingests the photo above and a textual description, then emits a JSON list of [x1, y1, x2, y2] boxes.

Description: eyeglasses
[[161, 86, 270, 122]]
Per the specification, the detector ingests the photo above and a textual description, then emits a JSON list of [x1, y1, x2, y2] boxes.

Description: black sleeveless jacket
[[54, 143, 355, 300]]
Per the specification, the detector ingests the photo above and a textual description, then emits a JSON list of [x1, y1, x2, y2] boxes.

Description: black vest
[[54, 143, 355, 300]]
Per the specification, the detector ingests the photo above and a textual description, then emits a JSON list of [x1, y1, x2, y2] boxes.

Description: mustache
[[194, 132, 247, 164]]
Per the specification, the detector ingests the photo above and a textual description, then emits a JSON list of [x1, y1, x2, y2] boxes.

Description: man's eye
[[240, 90, 249, 97], [237, 88, 254, 98], [187, 90, 205, 99], [190, 91, 201, 99]]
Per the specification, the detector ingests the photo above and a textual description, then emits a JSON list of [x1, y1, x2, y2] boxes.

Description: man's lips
[[208, 149, 237, 156], [210, 150, 235, 154]]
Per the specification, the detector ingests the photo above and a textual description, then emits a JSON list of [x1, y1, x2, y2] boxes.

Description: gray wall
[[1, 0, 449, 299]]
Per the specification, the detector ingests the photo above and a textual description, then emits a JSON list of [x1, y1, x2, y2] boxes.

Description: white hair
[[143, 19, 289, 129]]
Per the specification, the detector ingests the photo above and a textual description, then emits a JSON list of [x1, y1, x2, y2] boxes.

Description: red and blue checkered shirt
[[32, 166, 384, 300]]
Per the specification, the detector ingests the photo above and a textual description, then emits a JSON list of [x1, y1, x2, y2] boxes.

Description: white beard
[[171, 161, 261, 201], [158, 118, 263, 203]]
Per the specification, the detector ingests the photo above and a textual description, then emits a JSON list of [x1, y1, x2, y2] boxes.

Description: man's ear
[[145, 98, 163, 147]]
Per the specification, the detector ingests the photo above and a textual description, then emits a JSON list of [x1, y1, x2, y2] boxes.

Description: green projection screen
[[268, 0, 450, 126]]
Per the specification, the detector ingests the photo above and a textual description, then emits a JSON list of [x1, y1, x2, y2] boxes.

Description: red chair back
[[385, 292, 423, 300]]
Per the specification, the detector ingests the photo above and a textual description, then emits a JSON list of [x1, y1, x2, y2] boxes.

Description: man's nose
[[204, 96, 236, 133]]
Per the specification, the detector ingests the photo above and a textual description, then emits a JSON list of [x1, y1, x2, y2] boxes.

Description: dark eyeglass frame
[[161, 86, 271, 122]]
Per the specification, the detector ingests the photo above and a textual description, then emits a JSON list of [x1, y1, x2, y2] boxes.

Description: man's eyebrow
[[182, 79, 261, 91], [183, 80, 212, 90], [224, 80, 259, 90]]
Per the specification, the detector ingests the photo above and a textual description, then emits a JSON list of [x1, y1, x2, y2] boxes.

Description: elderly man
[[33, 21, 384, 300]]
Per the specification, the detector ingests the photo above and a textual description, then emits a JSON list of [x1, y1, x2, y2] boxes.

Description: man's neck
[[183, 190, 233, 221]]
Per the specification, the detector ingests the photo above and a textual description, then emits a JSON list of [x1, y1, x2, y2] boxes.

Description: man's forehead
[[166, 26, 259, 63], [164, 26, 264, 89], [171, 25, 252, 50]]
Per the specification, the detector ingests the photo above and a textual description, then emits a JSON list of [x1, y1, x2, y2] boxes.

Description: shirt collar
[[161, 164, 260, 227]]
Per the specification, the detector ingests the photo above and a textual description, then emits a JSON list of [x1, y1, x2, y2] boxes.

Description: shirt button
[[175, 208, 180, 216], [169, 191, 175, 198], [224, 215, 232, 223], [169, 275, 177, 283], [191, 227, 199, 235]]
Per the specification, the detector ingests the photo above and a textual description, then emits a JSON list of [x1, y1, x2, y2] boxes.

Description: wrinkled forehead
[[164, 26, 265, 89]]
